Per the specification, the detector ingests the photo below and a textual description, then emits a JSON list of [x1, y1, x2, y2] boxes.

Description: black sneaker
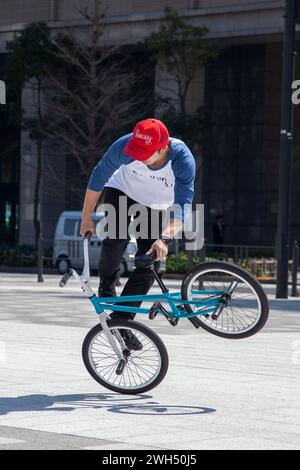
[[120, 329, 143, 351], [98, 278, 117, 299]]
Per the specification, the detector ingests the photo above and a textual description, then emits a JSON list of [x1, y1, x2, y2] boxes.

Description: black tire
[[181, 261, 269, 339], [82, 319, 169, 394]]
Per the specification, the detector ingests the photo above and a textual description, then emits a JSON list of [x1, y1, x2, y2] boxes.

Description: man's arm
[[87, 136, 132, 192], [81, 135, 132, 236], [80, 188, 101, 236], [171, 150, 196, 222], [161, 218, 183, 239], [146, 149, 195, 261], [146, 218, 182, 261]]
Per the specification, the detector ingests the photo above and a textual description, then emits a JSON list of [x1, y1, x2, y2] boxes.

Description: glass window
[[64, 219, 77, 236]]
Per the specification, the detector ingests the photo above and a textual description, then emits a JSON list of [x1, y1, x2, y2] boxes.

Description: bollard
[[37, 235, 44, 283], [234, 246, 238, 263], [291, 240, 299, 297], [197, 246, 206, 290], [187, 249, 194, 270], [199, 245, 206, 264]]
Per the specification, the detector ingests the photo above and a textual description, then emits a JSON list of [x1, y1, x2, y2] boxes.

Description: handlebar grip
[[83, 231, 92, 241], [59, 268, 73, 288]]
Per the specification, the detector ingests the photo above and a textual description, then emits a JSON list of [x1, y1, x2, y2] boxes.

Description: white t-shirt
[[88, 134, 196, 221]]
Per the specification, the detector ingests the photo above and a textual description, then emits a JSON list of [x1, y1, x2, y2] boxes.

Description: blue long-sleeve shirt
[[88, 133, 196, 221]]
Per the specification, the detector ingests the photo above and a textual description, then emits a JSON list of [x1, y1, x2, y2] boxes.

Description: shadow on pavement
[[0, 393, 216, 417], [268, 299, 300, 312]]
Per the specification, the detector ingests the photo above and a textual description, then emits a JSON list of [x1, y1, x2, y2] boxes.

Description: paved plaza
[[0, 272, 299, 450]]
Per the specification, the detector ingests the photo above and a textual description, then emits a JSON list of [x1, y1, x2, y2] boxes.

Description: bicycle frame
[[69, 237, 231, 322]]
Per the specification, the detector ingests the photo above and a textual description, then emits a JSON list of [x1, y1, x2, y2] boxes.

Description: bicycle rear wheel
[[82, 319, 169, 394], [181, 261, 269, 339]]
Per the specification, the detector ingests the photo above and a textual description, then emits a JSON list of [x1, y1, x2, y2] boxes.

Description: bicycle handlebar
[[59, 268, 73, 287], [83, 230, 159, 268], [83, 231, 92, 241]]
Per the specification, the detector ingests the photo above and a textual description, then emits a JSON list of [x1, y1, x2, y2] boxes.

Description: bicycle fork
[[98, 314, 129, 375], [59, 235, 128, 375]]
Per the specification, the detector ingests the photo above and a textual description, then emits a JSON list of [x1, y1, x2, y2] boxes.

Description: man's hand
[[80, 218, 96, 237], [80, 188, 101, 237], [146, 239, 168, 261]]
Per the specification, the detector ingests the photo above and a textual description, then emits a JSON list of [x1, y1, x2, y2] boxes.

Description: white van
[[52, 211, 166, 275], [52, 211, 137, 275]]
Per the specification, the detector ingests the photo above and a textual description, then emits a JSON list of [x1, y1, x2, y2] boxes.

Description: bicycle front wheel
[[181, 261, 269, 339], [82, 319, 169, 394]]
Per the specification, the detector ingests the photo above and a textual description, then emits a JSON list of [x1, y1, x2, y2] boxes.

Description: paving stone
[[0, 273, 299, 450]]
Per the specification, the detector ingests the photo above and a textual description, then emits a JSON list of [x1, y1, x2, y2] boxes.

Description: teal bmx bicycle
[[59, 232, 269, 394]]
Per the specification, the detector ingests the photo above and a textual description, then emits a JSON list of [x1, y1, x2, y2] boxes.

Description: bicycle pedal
[[116, 359, 126, 375], [211, 306, 224, 320], [159, 304, 179, 326], [149, 301, 161, 320]]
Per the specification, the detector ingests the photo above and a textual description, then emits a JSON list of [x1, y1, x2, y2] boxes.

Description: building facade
[[0, 0, 299, 248]]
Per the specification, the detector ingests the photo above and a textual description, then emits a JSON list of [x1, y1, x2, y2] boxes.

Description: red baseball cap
[[124, 118, 170, 161]]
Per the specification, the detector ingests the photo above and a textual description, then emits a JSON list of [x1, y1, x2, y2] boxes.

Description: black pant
[[98, 187, 163, 320]]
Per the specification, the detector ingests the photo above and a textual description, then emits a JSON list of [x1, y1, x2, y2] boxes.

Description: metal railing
[[170, 239, 300, 288], [171, 240, 276, 263], [1, 237, 299, 291]]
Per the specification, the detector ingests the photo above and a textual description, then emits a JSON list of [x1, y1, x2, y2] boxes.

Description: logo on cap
[[135, 128, 153, 146]]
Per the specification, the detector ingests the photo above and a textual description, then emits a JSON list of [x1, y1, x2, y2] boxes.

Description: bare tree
[[41, 0, 150, 202]]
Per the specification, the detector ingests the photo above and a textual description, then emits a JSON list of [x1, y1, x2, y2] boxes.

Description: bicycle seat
[[134, 253, 156, 269]]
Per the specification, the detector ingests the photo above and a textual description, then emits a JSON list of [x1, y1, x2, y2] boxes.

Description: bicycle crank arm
[[211, 304, 226, 320], [176, 304, 202, 329], [159, 304, 179, 326], [188, 317, 202, 328]]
